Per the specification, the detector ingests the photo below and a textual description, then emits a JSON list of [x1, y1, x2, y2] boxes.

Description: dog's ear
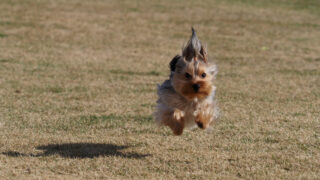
[[182, 28, 207, 63], [208, 64, 218, 78], [200, 45, 208, 63], [169, 55, 181, 72]]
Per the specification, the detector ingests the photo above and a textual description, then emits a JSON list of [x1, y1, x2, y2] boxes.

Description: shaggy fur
[[154, 28, 219, 135]]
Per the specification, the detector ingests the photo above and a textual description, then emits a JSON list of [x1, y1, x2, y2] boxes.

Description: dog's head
[[170, 28, 217, 100]]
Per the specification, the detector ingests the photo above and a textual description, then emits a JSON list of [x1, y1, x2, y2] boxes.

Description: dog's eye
[[185, 73, 192, 79], [201, 73, 206, 78]]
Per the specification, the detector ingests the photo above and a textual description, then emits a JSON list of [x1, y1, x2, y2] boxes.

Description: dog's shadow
[[2, 143, 150, 159]]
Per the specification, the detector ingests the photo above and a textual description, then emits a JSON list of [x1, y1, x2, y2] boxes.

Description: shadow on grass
[[2, 143, 150, 159]]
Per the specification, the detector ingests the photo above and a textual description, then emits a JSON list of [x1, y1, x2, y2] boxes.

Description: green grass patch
[[0, 21, 35, 27], [264, 137, 279, 144], [131, 115, 153, 124], [69, 114, 153, 130], [292, 112, 306, 117], [141, 103, 153, 108], [47, 86, 65, 93], [0, 58, 14, 63], [0, 33, 8, 38], [133, 87, 154, 93], [304, 57, 320, 62]]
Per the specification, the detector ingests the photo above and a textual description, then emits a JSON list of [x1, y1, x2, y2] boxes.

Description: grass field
[[0, 0, 320, 179]]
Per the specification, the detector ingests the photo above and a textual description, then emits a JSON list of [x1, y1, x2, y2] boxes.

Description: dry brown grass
[[0, 0, 319, 179]]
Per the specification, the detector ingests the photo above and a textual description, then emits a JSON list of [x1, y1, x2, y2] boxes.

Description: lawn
[[0, 0, 319, 179]]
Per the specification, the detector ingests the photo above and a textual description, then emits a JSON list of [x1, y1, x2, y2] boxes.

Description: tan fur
[[154, 28, 219, 135]]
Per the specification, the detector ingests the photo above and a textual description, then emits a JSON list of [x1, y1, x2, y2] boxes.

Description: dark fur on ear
[[169, 55, 181, 72]]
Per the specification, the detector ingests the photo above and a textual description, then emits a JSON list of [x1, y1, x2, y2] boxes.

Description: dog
[[154, 28, 219, 135]]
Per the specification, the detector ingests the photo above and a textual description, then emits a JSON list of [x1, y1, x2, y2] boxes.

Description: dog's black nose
[[192, 84, 200, 92], [197, 122, 204, 129]]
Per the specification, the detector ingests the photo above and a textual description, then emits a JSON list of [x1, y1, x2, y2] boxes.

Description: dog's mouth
[[183, 91, 210, 100]]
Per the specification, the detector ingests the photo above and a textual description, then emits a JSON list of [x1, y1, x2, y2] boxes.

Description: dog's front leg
[[193, 102, 215, 129], [161, 109, 185, 135]]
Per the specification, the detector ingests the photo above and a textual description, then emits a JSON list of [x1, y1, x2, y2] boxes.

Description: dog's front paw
[[194, 103, 214, 129]]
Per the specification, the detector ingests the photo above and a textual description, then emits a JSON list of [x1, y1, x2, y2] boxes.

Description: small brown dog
[[154, 28, 219, 135]]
